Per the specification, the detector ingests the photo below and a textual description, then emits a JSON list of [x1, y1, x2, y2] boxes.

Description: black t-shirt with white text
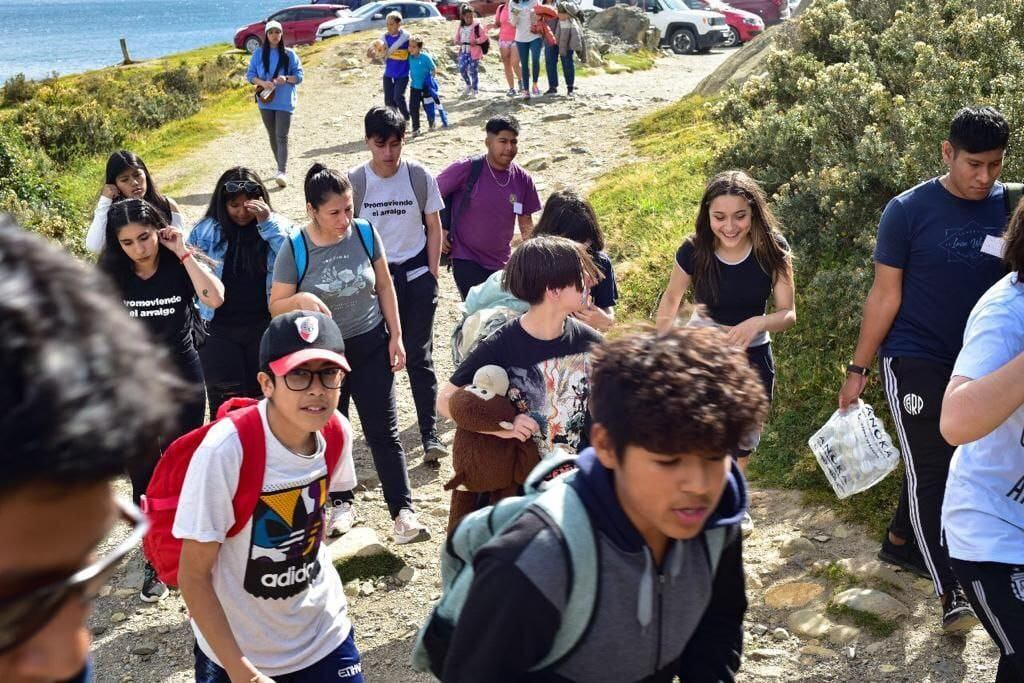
[[450, 318, 602, 458], [120, 256, 196, 357]]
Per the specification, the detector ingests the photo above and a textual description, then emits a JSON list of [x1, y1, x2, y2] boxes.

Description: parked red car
[[434, 0, 502, 20], [721, 0, 789, 25], [685, 0, 764, 45], [234, 4, 353, 53]]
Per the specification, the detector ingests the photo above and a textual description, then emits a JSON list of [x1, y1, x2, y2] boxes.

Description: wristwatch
[[846, 363, 870, 377]]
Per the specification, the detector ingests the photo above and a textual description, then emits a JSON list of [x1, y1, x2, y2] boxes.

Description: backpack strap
[[350, 166, 367, 216], [704, 525, 728, 576], [322, 413, 345, 479], [451, 156, 486, 243], [406, 162, 430, 215], [353, 218, 376, 261], [528, 482, 598, 672], [225, 405, 268, 537], [289, 229, 309, 289], [1004, 182, 1024, 221]]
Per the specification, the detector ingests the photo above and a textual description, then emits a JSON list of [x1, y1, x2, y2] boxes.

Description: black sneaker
[[941, 587, 980, 633], [140, 562, 169, 603], [877, 537, 931, 579], [545, 88, 558, 95], [423, 436, 448, 463]]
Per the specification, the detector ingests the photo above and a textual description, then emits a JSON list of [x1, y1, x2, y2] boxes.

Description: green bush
[[2, 73, 38, 106], [708, 0, 1024, 526]]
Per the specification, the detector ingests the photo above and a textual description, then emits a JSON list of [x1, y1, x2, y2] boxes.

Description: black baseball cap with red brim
[[260, 310, 351, 375]]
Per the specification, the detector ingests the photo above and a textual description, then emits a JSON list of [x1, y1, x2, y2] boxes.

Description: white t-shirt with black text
[[172, 400, 357, 676], [942, 272, 1024, 565], [352, 161, 444, 281]]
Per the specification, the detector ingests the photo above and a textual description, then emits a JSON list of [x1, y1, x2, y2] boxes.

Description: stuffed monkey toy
[[445, 365, 540, 534]]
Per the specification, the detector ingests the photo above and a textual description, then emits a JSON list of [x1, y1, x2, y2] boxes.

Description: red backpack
[[140, 397, 345, 587]]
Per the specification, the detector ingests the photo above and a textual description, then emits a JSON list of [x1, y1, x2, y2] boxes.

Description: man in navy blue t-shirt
[[838, 106, 1016, 634]]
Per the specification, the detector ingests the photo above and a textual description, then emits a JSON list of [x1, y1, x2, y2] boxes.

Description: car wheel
[[722, 26, 741, 47], [669, 27, 697, 55], [244, 35, 261, 53]]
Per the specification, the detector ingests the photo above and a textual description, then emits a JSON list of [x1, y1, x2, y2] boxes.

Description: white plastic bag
[[808, 400, 901, 499]]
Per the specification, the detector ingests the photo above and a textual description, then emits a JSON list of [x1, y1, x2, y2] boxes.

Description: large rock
[[693, 21, 797, 97], [327, 527, 386, 564], [836, 557, 901, 585], [833, 588, 908, 620], [764, 581, 824, 609], [587, 6, 652, 45], [779, 536, 816, 558], [788, 609, 832, 638]]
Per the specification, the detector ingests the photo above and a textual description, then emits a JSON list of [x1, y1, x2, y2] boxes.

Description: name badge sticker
[[513, 202, 524, 215], [981, 234, 1006, 258]]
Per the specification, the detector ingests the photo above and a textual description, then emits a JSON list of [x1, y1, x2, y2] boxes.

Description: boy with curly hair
[[442, 326, 766, 682]]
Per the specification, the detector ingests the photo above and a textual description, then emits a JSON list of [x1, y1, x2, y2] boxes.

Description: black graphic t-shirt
[[875, 177, 1009, 365], [120, 255, 196, 357], [451, 318, 603, 458]]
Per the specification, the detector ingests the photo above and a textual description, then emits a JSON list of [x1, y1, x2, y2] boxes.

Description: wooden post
[[120, 37, 134, 65]]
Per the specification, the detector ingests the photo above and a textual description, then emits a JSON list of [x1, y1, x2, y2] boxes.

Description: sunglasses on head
[[0, 498, 147, 654], [224, 180, 264, 195]]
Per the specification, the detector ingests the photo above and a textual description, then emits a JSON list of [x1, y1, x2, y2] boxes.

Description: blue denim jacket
[[186, 213, 294, 322]]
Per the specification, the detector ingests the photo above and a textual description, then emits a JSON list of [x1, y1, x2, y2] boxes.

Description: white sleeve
[[171, 211, 186, 230], [172, 424, 243, 543], [953, 298, 1024, 381], [85, 196, 113, 253], [329, 414, 357, 493], [425, 172, 445, 214]]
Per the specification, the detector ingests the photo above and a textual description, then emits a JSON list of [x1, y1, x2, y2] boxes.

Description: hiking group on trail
[[0, 94, 1022, 683]]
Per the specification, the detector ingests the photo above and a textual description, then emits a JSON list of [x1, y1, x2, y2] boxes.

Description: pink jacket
[[490, 4, 517, 42], [453, 21, 489, 61]]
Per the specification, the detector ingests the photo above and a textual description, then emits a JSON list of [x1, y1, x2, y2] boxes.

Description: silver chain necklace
[[486, 157, 512, 188]]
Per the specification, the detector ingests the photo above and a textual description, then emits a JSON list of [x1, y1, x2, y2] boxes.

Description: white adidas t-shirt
[[942, 272, 1024, 565], [352, 161, 443, 281], [173, 400, 357, 676]]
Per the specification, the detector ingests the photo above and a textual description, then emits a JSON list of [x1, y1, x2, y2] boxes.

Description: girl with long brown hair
[[656, 170, 796, 533]]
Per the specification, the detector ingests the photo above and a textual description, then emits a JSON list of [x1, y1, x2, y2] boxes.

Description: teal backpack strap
[[289, 229, 308, 288], [528, 481, 598, 672], [349, 166, 367, 215], [704, 526, 728, 576], [353, 218, 375, 261]]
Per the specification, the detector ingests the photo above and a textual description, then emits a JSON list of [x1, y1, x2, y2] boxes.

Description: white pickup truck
[[581, 0, 730, 54]]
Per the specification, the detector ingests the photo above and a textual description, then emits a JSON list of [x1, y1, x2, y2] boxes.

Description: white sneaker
[[393, 508, 430, 545], [275, 172, 287, 188], [327, 500, 356, 537], [741, 511, 754, 537]]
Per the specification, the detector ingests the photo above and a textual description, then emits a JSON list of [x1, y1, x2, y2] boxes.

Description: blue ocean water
[[1, 0, 290, 82]]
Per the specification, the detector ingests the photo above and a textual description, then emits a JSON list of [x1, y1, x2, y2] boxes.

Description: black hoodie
[[441, 448, 748, 683]]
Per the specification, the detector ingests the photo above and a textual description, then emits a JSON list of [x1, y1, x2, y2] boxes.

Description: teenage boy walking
[[175, 311, 363, 682], [838, 106, 1013, 632], [0, 218, 181, 683], [441, 326, 764, 681], [438, 236, 603, 460], [437, 114, 542, 299], [351, 106, 447, 459]]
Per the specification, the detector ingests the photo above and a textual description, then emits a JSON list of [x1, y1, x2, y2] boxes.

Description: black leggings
[[951, 558, 1024, 682], [737, 342, 775, 457], [336, 322, 413, 519], [129, 348, 206, 504], [199, 319, 269, 417]]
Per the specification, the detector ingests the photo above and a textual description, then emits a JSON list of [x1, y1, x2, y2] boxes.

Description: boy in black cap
[[175, 311, 364, 683]]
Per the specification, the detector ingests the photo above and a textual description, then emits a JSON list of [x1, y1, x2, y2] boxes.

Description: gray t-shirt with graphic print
[[273, 225, 383, 340]]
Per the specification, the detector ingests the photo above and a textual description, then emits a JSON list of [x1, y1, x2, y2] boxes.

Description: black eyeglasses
[[283, 367, 346, 391], [223, 180, 264, 195], [0, 498, 147, 654]]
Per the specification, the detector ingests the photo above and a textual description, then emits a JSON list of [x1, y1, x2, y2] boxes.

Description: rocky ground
[[88, 20, 1000, 682]]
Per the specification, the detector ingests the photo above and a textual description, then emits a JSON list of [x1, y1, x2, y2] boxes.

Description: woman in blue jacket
[[186, 167, 294, 415], [246, 20, 304, 187]]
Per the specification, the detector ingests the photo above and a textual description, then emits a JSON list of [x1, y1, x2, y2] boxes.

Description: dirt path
[[89, 24, 999, 682]]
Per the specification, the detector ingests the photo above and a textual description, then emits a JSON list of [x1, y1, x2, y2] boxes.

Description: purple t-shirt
[[437, 157, 542, 271]]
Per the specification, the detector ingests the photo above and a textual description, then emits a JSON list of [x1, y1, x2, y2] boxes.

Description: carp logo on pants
[[244, 477, 328, 599], [902, 393, 924, 416], [1012, 571, 1024, 603]]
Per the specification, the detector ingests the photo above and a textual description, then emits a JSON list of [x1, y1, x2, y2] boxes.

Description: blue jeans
[[545, 43, 559, 89], [194, 629, 363, 682], [516, 39, 542, 91]]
